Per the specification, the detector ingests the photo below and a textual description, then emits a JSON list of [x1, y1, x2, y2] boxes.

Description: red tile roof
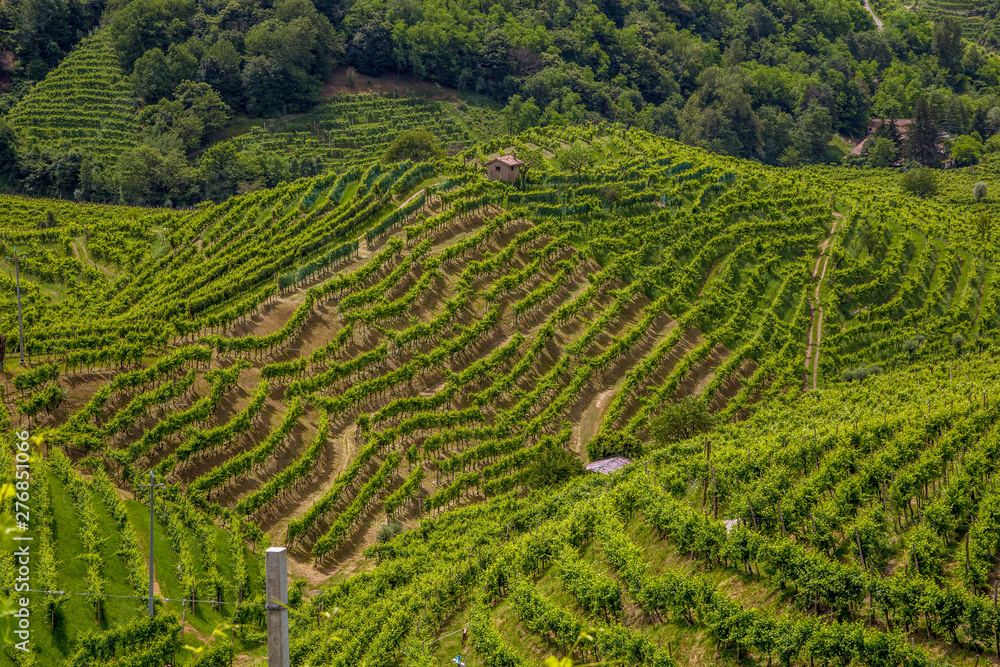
[[485, 155, 524, 166]]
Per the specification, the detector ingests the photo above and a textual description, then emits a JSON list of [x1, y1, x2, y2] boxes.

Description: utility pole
[[5, 248, 26, 366], [139, 470, 164, 616]]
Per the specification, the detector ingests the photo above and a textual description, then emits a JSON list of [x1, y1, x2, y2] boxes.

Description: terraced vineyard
[[217, 93, 495, 171], [4, 124, 1000, 664], [305, 354, 1000, 667], [912, 0, 994, 40], [6, 32, 138, 158], [0, 418, 264, 667]]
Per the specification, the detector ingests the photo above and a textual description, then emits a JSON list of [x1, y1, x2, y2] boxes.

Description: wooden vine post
[[266, 547, 290, 667]]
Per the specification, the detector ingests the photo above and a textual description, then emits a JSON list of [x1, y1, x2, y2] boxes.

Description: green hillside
[[7, 32, 137, 161], [3, 121, 1000, 665], [311, 352, 1000, 667], [196, 93, 501, 194], [0, 430, 264, 667]]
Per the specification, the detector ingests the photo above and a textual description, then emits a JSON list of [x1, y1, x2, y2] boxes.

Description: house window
[[495, 166, 501, 171]]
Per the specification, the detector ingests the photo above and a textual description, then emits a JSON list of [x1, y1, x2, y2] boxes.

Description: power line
[[2, 587, 265, 608]]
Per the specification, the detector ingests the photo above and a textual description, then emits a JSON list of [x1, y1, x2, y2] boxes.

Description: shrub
[[951, 333, 966, 355], [526, 446, 584, 488], [650, 395, 716, 446], [587, 431, 643, 460], [840, 365, 884, 383], [900, 167, 939, 198], [974, 181, 988, 202], [376, 521, 404, 543]]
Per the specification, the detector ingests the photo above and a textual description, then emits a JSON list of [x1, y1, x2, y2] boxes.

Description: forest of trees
[[4, 0, 1000, 203]]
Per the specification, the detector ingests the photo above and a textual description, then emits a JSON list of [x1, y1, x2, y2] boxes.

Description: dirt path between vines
[[806, 214, 840, 391], [71, 238, 115, 279]]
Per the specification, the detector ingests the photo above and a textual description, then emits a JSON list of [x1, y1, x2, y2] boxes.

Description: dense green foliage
[[649, 395, 717, 445], [382, 129, 442, 164], [7, 109, 1000, 665], [11, 0, 1000, 207]]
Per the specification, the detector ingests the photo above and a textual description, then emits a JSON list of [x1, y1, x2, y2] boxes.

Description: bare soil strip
[[806, 214, 840, 390]]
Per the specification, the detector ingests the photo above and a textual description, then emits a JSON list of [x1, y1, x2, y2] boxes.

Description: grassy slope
[[1, 470, 263, 667]]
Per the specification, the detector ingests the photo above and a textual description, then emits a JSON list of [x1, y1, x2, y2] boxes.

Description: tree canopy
[[382, 130, 441, 163], [650, 395, 717, 446]]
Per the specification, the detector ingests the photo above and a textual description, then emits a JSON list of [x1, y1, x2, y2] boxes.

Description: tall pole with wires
[[139, 470, 164, 616], [5, 248, 26, 366]]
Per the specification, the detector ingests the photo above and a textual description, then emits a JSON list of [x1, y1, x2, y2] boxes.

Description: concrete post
[[266, 547, 290, 667]]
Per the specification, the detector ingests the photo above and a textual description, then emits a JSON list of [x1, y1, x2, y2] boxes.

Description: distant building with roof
[[585, 457, 631, 474], [850, 118, 914, 156], [485, 155, 523, 184]]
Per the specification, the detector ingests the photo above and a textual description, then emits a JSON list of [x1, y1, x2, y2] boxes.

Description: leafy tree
[[526, 445, 584, 489], [108, 0, 197, 72], [516, 146, 546, 182], [599, 184, 622, 207], [795, 99, 833, 163], [557, 141, 593, 174], [138, 82, 231, 152], [0, 119, 17, 186], [382, 130, 441, 163], [933, 16, 965, 72], [867, 137, 897, 168], [860, 221, 885, 255], [19, 147, 85, 198], [951, 333, 966, 355], [903, 335, 924, 363], [542, 92, 587, 126], [139, 99, 202, 152], [376, 521, 403, 542], [778, 146, 802, 167], [900, 166, 939, 198], [198, 142, 243, 200], [242, 56, 285, 117], [174, 81, 231, 142], [131, 48, 174, 102], [116, 143, 192, 205], [475, 29, 512, 98], [905, 97, 942, 166], [199, 39, 243, 109], [502, 95, 542, 136], [840, 364, 884, 383], [650, 395, 717, 446], [166, 40, 200, 88], [9, 0, 104, 80], [951, 135, 983, 166], [872, 117, 902, 146], [678, 69, 761, 159], [347, 19, 394, 77], [757, 105, 795, 165], [973, 211, 992, 249]]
